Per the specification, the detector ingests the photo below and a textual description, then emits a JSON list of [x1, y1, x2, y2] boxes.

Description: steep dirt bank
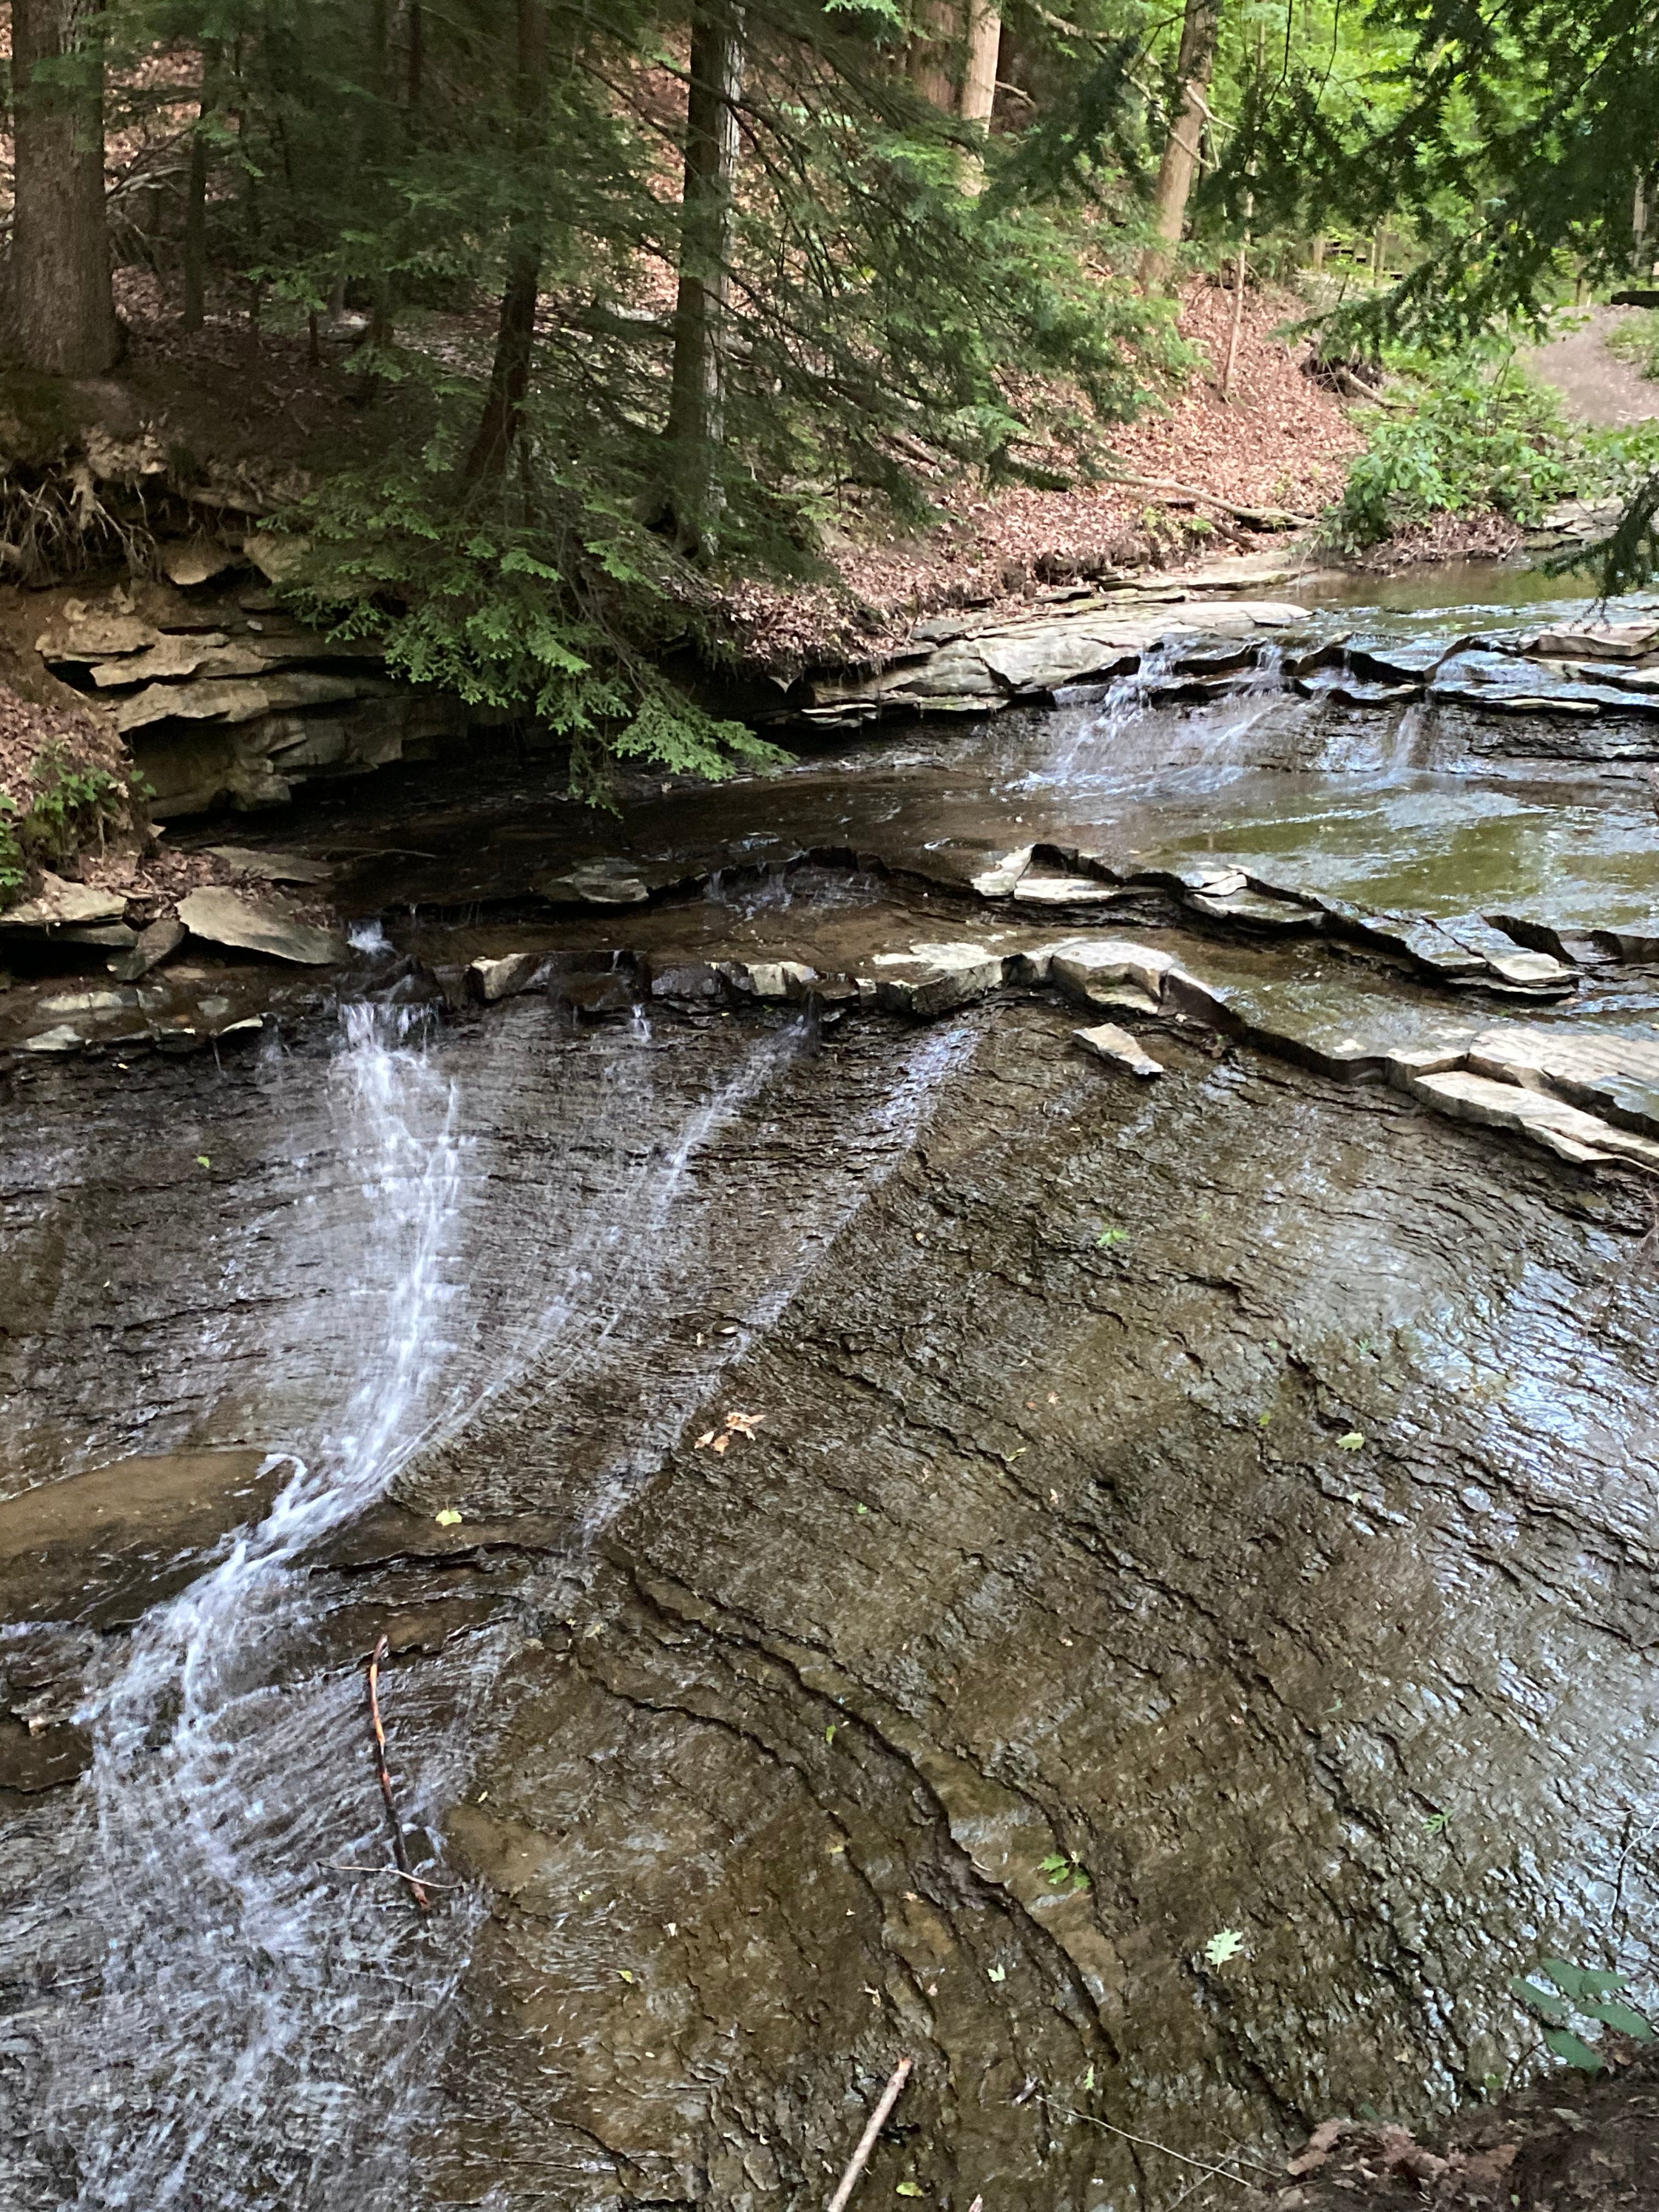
[[727, 279, 1364, 671]]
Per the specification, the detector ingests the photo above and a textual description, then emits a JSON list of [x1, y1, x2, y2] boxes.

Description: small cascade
[[1033, 636, 1296, 794], [1035, 638, 1186, 787], [3, 1001, 849, 2212]]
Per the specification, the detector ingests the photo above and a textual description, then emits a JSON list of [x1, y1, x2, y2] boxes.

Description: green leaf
[[1541, 2025, 1603, 2074], [1336, 1431, 1365, 1452], [1203, 1928, 1245, 1966], [1539, 1959, 1627, 2002], [1511, 1976, 1570, 2026], [826, 1724, 837, 1744], [1096, 1227, 1128, 1249], [196, 1155, 211, 1169], [1582, 1999, 1655, 2042], [434, 1508, 464, 1527], [895, 2187, 924, 2199], [988, 1965, 1007, 1983]]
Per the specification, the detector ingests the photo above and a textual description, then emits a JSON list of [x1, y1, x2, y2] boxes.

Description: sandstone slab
[[1074, 1023, 1164, 1078], [176, 887, 346, 966]]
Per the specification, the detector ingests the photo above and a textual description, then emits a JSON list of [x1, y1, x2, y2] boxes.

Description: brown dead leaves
[[694, 1409, 765, 1457]]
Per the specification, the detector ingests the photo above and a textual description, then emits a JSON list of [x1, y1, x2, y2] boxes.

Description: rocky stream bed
[[3, 568, 1659, 2212]]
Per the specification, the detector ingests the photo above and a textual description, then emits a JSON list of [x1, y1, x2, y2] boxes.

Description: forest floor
[[724, 275, 1368, 669]]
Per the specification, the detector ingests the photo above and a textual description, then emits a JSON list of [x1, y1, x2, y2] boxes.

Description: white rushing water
[[1030, 639, 1293, 794], [3, 1005, 799, 2209], [3, 995, 973, 2211]]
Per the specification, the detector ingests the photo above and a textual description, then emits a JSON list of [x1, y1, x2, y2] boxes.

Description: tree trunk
[[462, 247, 540, 484], [663, 2, 745, 555], [907, 0, 958, 111], [11, 0, 121, 374], [960, 0, 999, 126], [955, 0, 1000, 192], [182, 40, 223, 332], [1137, 0, 1220, 292], [407, 1, 425, 119], [461, 0, 550, 485]]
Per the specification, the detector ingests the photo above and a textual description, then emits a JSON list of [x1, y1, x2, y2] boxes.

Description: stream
[[3, 563, 1659, 2211]]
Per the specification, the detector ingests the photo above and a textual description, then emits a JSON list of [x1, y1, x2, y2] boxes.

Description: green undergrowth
[[1326, 343, 1659, 551], [1607, 310, 1659, 383], [280, 427, 793, 808], [0, 746, 131, 911]]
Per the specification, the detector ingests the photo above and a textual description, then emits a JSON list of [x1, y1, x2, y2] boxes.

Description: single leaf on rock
[[1336, 1431, 1365, 1452], [1541, 1959, 1627, 2002], [1511, 1976, 1570, 2025], [1541, 2025, 1603, 2073], [1204, 1928, 1246, 1966], [435, 1508, 463, 1527], [1583, 1998, 1655, 2041]]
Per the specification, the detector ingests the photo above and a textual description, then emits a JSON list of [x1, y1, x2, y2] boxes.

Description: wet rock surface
[[5, 572, 1659, 2212]]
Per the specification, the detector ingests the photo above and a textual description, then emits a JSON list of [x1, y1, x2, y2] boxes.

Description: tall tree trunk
[[1137, 0, 1220, 292], [11, 0, 121, 374], [955, 0, 1000, 192], [461, 0, 550, 484], [907, 0, 957, 111], [182, 40, 223, 332], [407, 1, 425, 119], [462, 247, 540, 484], [960, 0, 999, 126], [663, 2, 744, 555]]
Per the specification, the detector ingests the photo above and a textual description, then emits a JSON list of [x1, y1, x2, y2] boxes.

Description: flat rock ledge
[[444, 923, 1659, 1180], [793, 599, 1659, 730]]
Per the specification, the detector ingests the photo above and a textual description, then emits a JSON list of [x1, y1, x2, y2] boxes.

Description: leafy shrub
[[24, 750, 125, 866], [1329, 352, 1579, 549], [286, 447, 788, 806], [0, 794, 23, 906]]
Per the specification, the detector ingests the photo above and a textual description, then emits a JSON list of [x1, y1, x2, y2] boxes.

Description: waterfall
[[3, 995, 974, 2212], [1, 1003, 806, 2211]]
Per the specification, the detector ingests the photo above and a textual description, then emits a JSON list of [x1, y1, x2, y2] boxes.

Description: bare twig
[[1040, 2097, 1278, 2185], [365, 1635, 432, 1914], [326, 1862, 464, 1890], [827, 2054, 913, 2212]]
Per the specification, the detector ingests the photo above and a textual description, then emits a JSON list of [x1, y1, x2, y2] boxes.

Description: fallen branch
[[328, 1861, 463, 1890], [365, 1634, 431, 1914], [1104, 473, 1314, 529], [827, 2054, 913, 2212]]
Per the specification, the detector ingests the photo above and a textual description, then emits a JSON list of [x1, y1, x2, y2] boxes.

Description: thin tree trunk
[[1138, 0, 1220, 292], [461, 0, 550, 484], [407, 1, 425, 119], [1309, 235, 1327, 273], [182, 39, 223, 331], [12, 0, 121, 373], [663, 2, 744, 555], [1220, 227, 1248, 399], [1635, 176, 1650, 278], [462, 247, 540, 483]]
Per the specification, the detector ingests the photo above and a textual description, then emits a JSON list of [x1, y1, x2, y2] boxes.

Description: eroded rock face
[[30, 578, 476, 815], [7, 979, 1659, 2211]]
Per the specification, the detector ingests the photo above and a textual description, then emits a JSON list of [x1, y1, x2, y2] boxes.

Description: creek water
[[4, 566, 1659, 2211]]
